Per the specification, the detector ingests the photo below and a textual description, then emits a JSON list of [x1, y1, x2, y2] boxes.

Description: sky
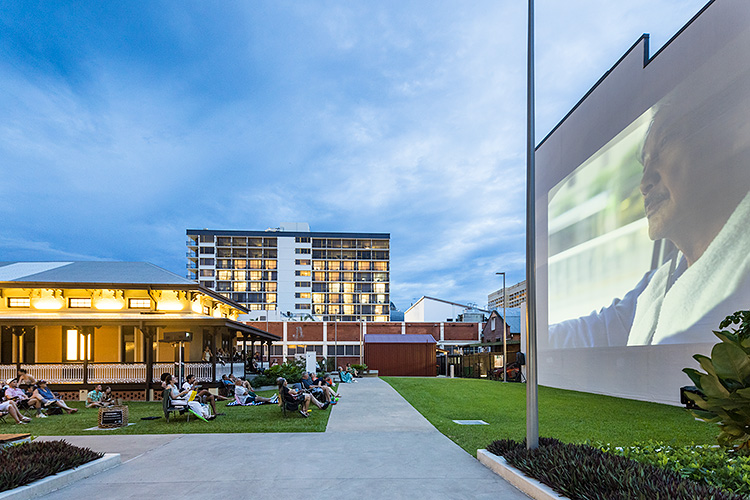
[[0, 0, 709, 310]]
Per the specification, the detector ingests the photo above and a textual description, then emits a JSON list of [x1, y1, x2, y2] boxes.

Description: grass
[[383, 377, 719, 456], [7, 389, 332, 435]]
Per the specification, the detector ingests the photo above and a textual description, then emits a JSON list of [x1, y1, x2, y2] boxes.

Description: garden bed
[[0, 440, 103, 492], [486, 437, 742, 500]]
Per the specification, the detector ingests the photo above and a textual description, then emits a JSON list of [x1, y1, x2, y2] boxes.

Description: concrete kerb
[[477, 449, 569, 500], [0, 453, 121, 500]]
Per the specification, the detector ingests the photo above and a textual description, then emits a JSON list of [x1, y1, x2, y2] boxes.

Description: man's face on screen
[[639, 110, 711, 241]]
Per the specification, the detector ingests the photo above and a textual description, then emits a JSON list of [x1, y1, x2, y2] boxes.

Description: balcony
[[0, 362, 242, 385]]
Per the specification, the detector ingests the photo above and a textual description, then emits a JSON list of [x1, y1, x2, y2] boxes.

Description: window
[[234, 270, 246, 281], [128, 298, 151, 309], [65, 328, 92, 361], [357, 261, 371, 270], [295, 281, 311, 288], [200, 235, 213, 243], [200, 281, 215, 288], [217, 270, 232, 280], [249, 260, 262, 269], [295, 304, 311, 310], [249, 271, 262, 280], [217, 237, 231, 246], [266, 293, 276, 303], [327, 261, 340, 270], [249, 282, 262, 291], [8, 298, 30, 308], [295, 292, 311, 299], [313, 272, 326, 281], [295, 259, 310, 266], [312, 293, 325, 303], [266, 282, 277, 292], [69, 298, 91, 308], [234, 260, 247, 269], [199, 247, 215, 254], [199, 258, 215, 266], [200, 269, 214, 277], [295, 248, 311, 254], [312, 261, 325, 270], [295, 237, 311, 243], [295, 270, 311, 276], [265, 260, 277, 269], [203, 305, 210, 315], [233, 282, 247, 291], [122, 326, 135, 363], [327, 345, 360, 356]]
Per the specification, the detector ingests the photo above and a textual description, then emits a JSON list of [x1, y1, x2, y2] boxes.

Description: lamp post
[[496, 272, 507, 382], [526, 0, 539, 451], [334, 318, 339, 370]]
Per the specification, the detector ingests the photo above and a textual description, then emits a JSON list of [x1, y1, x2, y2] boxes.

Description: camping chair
[[162, 389, 190, 422], [279, 390, 306, 418]]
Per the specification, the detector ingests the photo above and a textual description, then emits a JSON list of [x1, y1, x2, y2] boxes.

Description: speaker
[[516, 352, 525, 365]]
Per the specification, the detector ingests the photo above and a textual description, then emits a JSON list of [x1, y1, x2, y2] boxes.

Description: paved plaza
[[36, 378, 527, 499]]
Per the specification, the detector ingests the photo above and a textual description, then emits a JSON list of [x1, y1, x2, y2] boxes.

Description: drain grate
[[452, 419, 489, 425]]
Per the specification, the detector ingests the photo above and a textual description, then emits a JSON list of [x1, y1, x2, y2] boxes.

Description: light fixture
[[33, 297, 64, 310]]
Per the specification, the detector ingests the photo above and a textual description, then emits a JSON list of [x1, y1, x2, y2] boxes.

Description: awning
[[0, 313, 279, 342]]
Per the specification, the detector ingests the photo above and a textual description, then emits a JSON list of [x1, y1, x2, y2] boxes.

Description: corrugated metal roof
[[0, 261, 195, 286], [364, 334, 436, 344], [491, 308, 522, 334]]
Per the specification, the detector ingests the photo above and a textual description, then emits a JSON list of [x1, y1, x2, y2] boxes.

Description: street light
[[496, 272, 507, 383], [526, 0, 539, 451]]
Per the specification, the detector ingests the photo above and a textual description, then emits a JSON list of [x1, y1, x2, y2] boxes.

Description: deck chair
[[162, 389, 190, 422], [279, 390, 305, 418]]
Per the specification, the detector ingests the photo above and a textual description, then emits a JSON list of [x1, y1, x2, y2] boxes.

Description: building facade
[[404, 296, 487, 323], [0, 261, 278, 400], [488, 280, 527, 309], [262, 320, 482, 367], [187, 224, 390, 322]]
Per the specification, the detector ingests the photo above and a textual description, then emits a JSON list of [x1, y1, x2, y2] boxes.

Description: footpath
[[36, 378, 527, 500]]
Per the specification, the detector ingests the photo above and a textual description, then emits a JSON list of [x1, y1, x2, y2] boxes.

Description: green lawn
[[383, 377, 719, 456], [11, 389, 331, 436]]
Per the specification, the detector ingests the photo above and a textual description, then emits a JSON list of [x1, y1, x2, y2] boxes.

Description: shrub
[[600, 441, 750, 496], [0, 440, 103, 492], [250, 360, 305, 388], [683, 310, 750, 448], [487, 437, 742, 500], [351, 363, 367, 373]]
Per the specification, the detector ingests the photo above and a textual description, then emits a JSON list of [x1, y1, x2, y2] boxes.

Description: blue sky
[[0, 0, 707, 310]]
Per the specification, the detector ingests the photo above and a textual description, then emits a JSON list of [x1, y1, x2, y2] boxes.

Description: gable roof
[[487, 308, 522, 334], [0, 261, 195, 286]]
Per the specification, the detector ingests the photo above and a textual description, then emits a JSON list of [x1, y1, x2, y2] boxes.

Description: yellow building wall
[[94, 326, 119, 362], [37, 326, 62, 362]]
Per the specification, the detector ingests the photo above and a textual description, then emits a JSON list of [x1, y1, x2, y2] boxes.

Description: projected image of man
[[549, 76, 750, 347], [627, 81, 750, 345]]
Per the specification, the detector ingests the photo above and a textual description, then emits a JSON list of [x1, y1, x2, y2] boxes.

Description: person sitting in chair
[[0, 397, 31, 425], [164, 373, 214, 421], [182, 374, 229, 415], [32, 380, 78, 414], [277, 377, 327, 418], [234, 378, 277, 405], [302, 373, 337, 405], [4, 378, 42, 417], [338, 366, 355, 384]]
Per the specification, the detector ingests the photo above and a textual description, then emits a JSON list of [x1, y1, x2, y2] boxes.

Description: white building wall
[[276, 235, 296, 314]]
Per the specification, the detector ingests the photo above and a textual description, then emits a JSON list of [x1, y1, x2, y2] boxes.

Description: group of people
[[278, 371, 341, 418], [338, 364, 359, 384], [161, 372, 237, 421], [0, 369, 78, 424]]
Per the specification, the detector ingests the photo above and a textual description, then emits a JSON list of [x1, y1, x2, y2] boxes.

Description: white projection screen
[[536, 0, 750, 405]]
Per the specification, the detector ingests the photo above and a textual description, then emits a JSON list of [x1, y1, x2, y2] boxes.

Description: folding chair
[[162, 389, 190, 422]]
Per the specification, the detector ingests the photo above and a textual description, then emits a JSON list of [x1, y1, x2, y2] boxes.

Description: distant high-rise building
[[187, 223, 390, 322], [488, 280, 526, 309]]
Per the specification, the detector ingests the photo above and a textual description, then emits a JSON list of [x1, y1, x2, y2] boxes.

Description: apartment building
[[187, 223, 391, 322], [488, 280, 527, 309]]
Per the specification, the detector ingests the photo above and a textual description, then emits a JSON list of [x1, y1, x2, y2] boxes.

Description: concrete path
[[36, 378, 527, 500]]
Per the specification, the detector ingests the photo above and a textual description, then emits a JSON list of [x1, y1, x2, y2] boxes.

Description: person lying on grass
[[32, 381, 78, 414], [234, 378, 277, 405], [163, 373, 214, 421], [277, 377, 328, 418], [0, 398, 31, 425]]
